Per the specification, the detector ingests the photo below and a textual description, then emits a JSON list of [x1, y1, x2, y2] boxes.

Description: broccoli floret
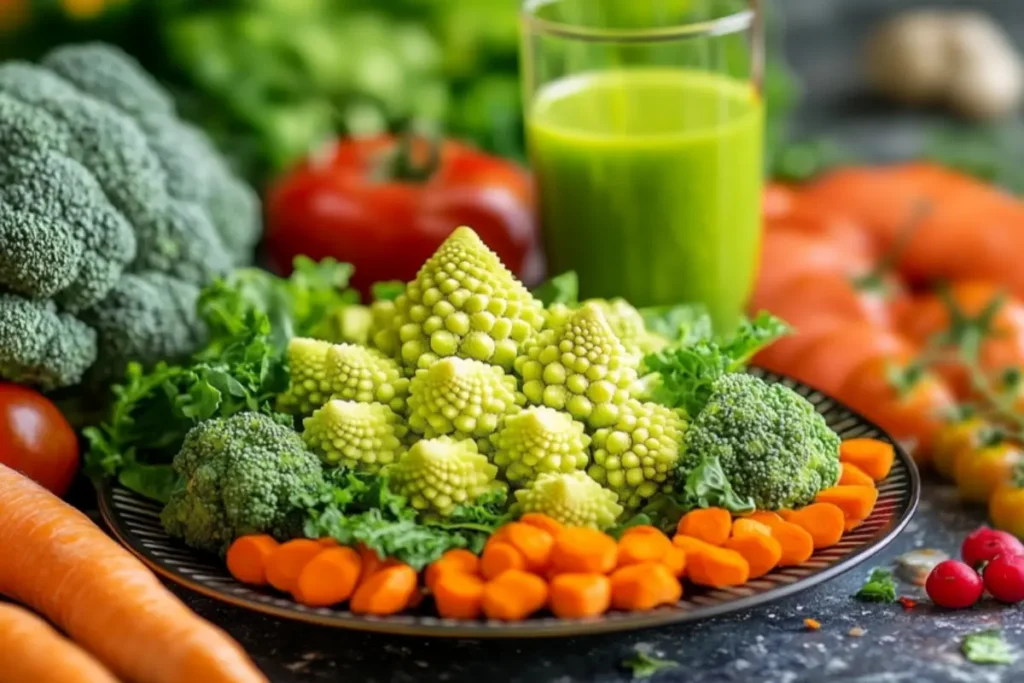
[[407, 357, 522, 450], [278, 338, 410, 415], [491, 407, 590, 485], [387, 436, 499, 518], [161, 412, 325, 554], [81, 272, 207, 381], [303, 400, 407, 472], [515, 304, 638, 429], [0, 294, 97, 390], [0, 43, 259, 390], [513, 472, 623, 530], [680, 373, 842, 510], [389, 226, 544, 370], [588, 399, 686, 509]]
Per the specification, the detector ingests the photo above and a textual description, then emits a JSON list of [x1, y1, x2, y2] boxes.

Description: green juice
[[527, 68, 763, 330]]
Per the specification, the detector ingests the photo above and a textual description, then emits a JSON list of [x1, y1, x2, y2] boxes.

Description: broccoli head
[[387, 226, 545, 370], [680, 373, 842, 510], [513, 471, 623, 530], [161, 412, 325, 554], [0, 43, 260, 390]]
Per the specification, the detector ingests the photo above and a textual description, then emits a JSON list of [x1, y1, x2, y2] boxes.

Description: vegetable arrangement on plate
[[77, 219, 890, 622], [756, 163, 1024, 538]]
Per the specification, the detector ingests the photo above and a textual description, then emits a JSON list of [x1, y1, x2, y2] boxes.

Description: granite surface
[[82, 1, 1024, 681]]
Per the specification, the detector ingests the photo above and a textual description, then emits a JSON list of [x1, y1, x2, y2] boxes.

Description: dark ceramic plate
[[98, 369, 919, 638]]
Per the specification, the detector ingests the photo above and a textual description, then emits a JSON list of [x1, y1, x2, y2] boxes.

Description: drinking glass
[[521, 0, 763, 331]]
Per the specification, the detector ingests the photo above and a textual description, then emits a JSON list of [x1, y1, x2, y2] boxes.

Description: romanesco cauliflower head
[[390, 226, 544, 370], [680, 373, 841, 510], [278, 338, 410, 415], [514, 472, 623, 529], [302, 400, 407, 472], [0, 43, 260, 390], [491, 407, 590, 485], [278, 338, 334, 414], [369, 299, 400, 355], [588, 399, 686, 509], [407, 357, 522, 448], [161, 412, 325, 554], [585, 298, 668, 355], [515, 304, 638, 429], [387, 436, 499, 518]]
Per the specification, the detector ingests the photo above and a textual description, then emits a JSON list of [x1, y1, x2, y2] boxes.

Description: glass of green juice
[[522, 0, 764, 331]]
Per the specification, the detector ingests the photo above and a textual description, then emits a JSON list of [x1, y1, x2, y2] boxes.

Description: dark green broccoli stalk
[[680, 373, 841, 510], [161, 412, 325, 555]]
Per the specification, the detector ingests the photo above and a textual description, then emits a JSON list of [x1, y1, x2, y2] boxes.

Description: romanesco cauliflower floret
[[680, 373, 841, 510], [514, 472, 623, 530], [588, 399, 686, 509], [278, 338, 333, 414], [302, 400, 407, 472], [515, 303, 638, 429], [161, 412, 325, 554], [369, 299, 399, 355], [387, 436, 499, 518], [0, 294, 97, 389], [491, 407, 590, 485], [407, 357, 522, 450], [543, 300, 667, 356], [279, 338, 410, 415], [325, 343, 410, 413], [390, 226, 544, 370]]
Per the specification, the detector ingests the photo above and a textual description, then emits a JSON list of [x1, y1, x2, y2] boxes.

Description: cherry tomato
[[0, 383, 78, 496], [837, 354, 957, 463], [787, 322, 914, 399], [266, 134, 539, 296], [925, 559, 984, 609], [961, 527, 1024, 568], [955, 442, 1023, 504], [931, 417, 989, 482], [898, 282, 1024, 399], [983, 554, 1024, 604], [990, 486, 1024, 540]]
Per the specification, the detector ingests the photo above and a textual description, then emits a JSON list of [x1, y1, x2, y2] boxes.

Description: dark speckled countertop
[[78, 0, 1024, 680]]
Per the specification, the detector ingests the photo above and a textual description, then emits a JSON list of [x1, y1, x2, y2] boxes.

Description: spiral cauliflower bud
[[491, 407, 590, 485], [389, 226, 545, 370], [407, 357, 522, 450], [514, 472, 623, 530], [588, 399, 686, 509], [369, 299, 399, 355], [387, 436, 499, 518], [515, 304, 638, 429], [586, 298, 668, 355], [278, 338, 409, 415], [302, 400, 407, 472], [324, 343, 409, 413]]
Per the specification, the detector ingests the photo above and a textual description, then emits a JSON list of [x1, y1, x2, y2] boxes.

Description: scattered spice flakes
[[848, 627, 866, 638], [896, 548, 949, 585], [804, 618, 822, 631], [898, 596, 917, 610]]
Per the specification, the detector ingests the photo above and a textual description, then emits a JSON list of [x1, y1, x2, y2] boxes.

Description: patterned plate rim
[[97, 369, 920, 638]]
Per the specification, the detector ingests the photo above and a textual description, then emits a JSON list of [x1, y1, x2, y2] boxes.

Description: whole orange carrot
[[0, 603, 119, 683], [0, 465, 267, 683]]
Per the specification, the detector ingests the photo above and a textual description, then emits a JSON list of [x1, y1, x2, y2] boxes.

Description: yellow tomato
[[955, 442, 1023, 504], [990, 485, 1024, 540], [932, 417, 988, 481]]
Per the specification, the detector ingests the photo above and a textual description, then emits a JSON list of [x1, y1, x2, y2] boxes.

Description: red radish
[[961, 527, 1024, 569], [982, 555, 1024, 604], [925, 560, 984, 609]]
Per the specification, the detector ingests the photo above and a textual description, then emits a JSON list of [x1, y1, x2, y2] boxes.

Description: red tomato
[[0, 384, 78, 496], [753, 229, 874, 311], [837, 354, 957, 463], [752, 270, 901, 332], [785, 321, 914, 398], [763, 182, 798, 220], [266, 135, 540, 295], [765, 195, 875, 260], [898, 281, 1024, 399]]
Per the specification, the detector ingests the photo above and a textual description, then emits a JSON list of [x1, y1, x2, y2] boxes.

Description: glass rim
[[521, 1, 755, 43]]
